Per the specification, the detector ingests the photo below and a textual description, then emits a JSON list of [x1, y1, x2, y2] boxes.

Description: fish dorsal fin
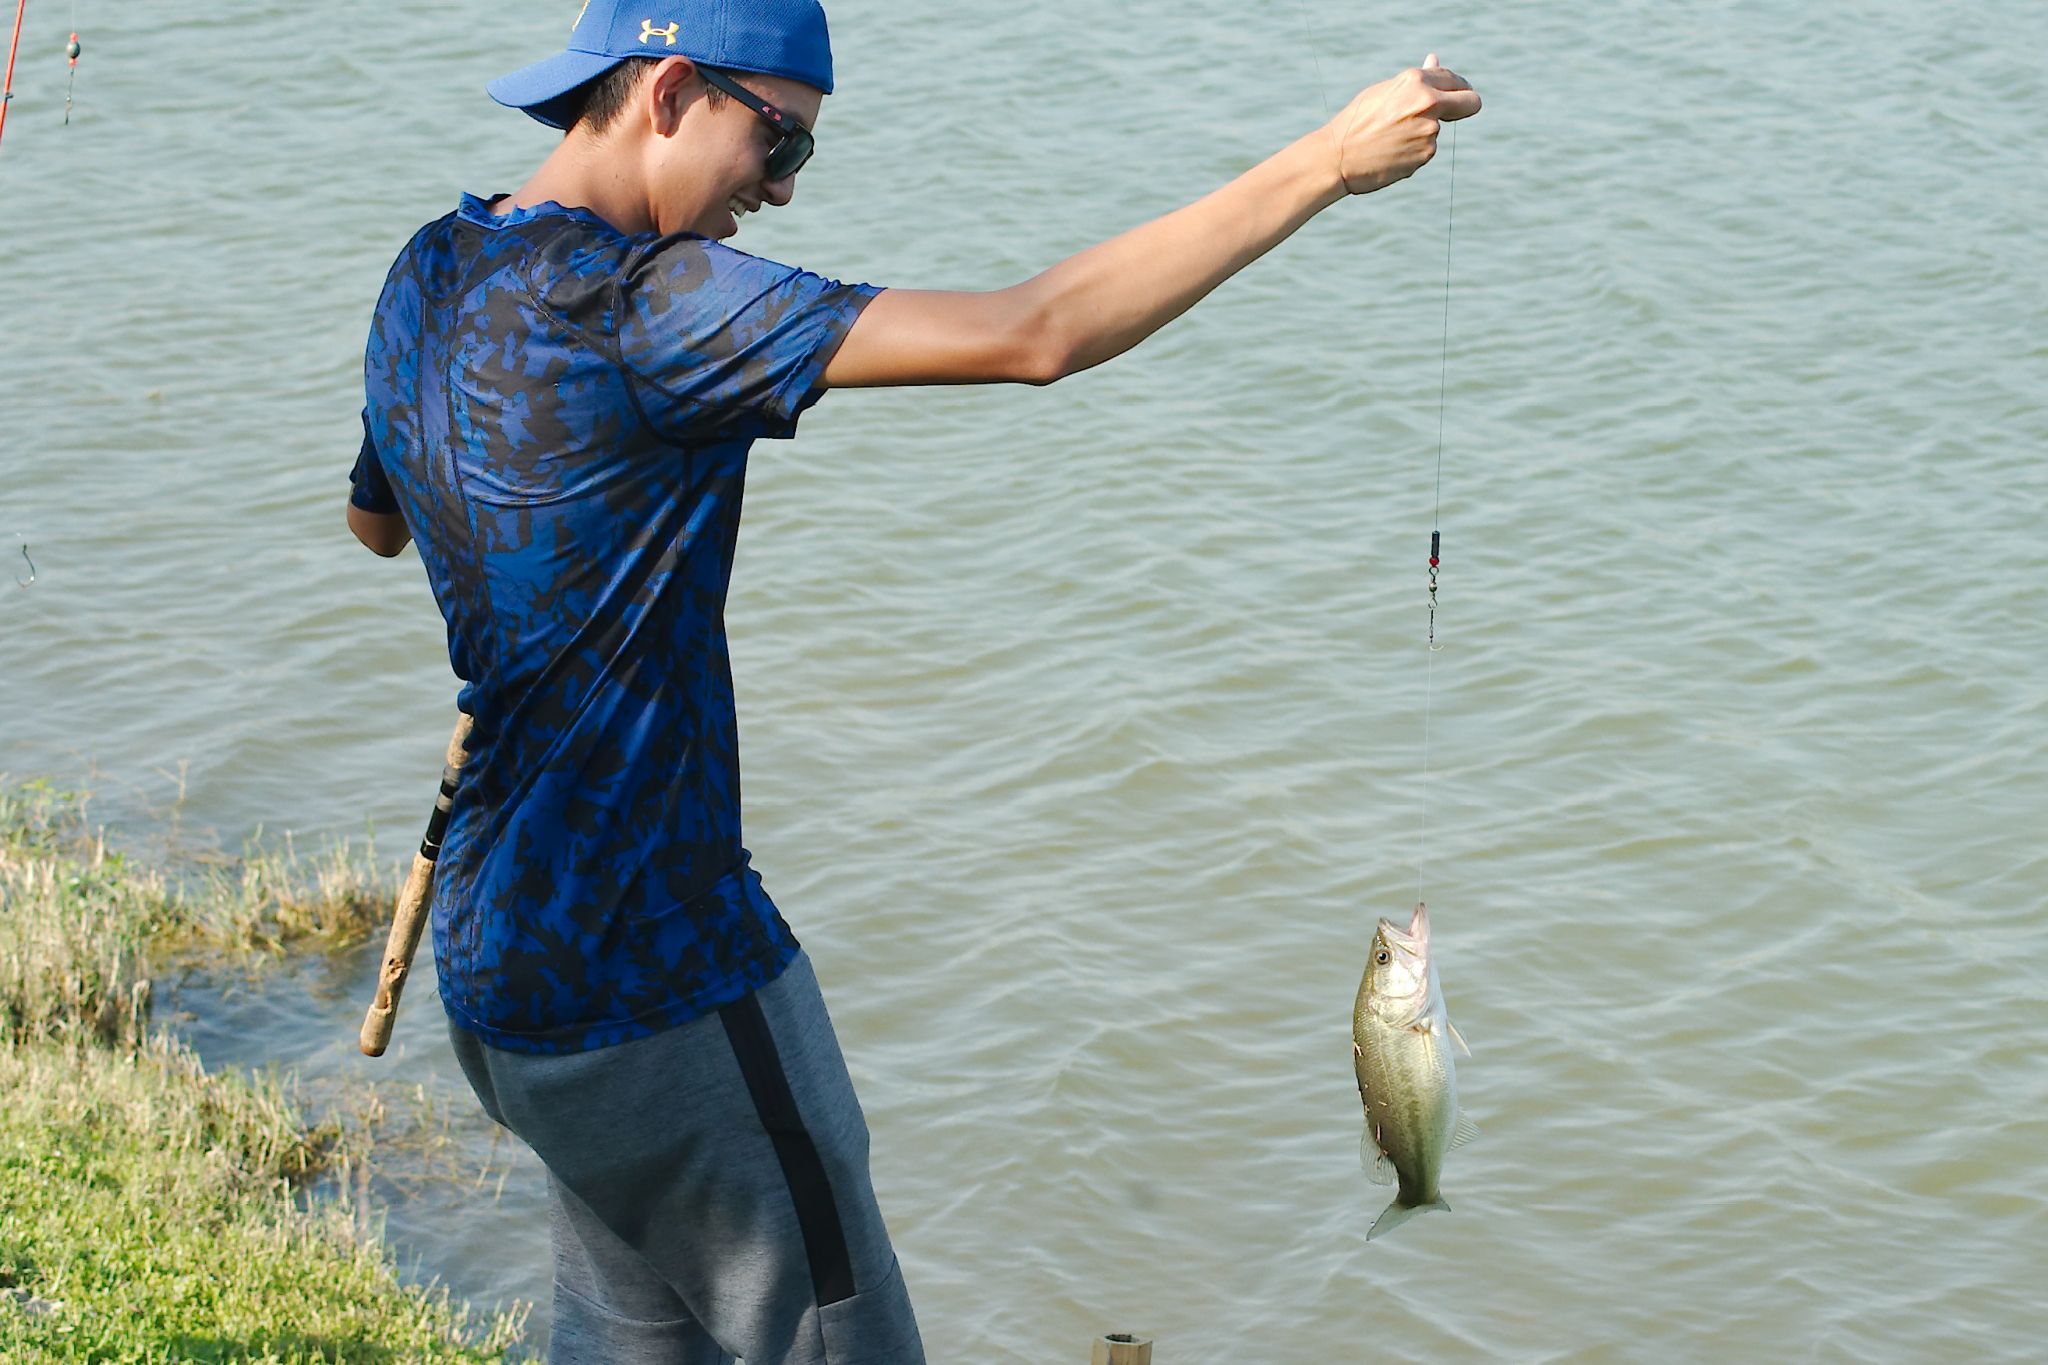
[[1360, 1126, 1397, 1185], [1450, 1110, 1481, 1150], [1448, 1018, 1472, 1057]]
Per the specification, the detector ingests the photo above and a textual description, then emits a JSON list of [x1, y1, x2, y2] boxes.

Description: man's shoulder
[[369, 204, 630, 330], [620, 234, 863, 321], [380, 207, 464, 277], [375, 200, 823, 310]]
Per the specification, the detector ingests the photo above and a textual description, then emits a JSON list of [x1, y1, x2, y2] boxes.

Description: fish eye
[[1374, 949, 1390, 965]]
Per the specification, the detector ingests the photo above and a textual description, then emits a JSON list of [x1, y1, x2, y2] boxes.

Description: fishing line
[[0, 0, 80, 153], [1298, 9, 1332, 121], [1281, 5, 1462, 903], [1415, 125, 1456, 905], [63, 0, 78, 126]]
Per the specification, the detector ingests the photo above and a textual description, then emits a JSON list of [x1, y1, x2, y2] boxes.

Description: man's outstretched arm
[[822, 57, 1480, 390]]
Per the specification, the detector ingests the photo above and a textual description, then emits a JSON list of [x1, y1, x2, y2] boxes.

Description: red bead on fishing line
[[62, 28, 78, 123]]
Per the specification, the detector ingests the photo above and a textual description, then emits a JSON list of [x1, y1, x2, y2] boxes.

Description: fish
[[1351, 901, 1477, 1240]]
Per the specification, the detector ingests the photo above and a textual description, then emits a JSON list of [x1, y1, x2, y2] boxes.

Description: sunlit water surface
[[4, 1, 2044, 1359]]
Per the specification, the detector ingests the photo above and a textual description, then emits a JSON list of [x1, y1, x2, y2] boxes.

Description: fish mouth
[[1378, 902, 1431, 951]]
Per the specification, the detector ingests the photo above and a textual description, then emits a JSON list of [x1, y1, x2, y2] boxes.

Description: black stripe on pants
[[719, 991, 858, 1308]]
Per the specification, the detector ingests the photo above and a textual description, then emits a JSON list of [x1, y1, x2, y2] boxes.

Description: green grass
[[0, 781, 528, 1361]]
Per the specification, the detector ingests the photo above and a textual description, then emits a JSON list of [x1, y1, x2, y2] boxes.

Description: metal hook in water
[[1425, 531, 1442, 651], [15, 542, 35, 587]]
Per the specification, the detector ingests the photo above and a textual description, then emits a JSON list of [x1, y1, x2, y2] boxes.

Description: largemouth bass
[[1352, 902, 1476, 1240]]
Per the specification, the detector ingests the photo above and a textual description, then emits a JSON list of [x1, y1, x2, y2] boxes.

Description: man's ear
[[644, 56, 700, 136]]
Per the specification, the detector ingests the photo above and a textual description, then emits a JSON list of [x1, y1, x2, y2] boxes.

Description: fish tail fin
[[1367, 1195, 1451, 1242]]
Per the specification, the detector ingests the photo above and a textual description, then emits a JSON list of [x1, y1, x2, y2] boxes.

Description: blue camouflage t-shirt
[[352, 192, 878, 1055]]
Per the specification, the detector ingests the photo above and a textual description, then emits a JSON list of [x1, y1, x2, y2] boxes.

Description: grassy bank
[[0, 780, 526, 1362]]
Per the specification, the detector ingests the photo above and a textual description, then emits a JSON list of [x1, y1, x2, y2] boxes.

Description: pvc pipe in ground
[[1091, 1333, 1153, 1364]]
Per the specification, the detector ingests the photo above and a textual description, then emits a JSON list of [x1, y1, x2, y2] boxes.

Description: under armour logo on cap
[[491, 0, 840, 129]]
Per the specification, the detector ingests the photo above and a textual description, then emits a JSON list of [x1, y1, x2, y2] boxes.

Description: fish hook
[[15, 542, 35, 588]]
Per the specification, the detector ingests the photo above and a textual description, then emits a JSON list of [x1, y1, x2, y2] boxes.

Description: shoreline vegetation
[[0, 779, 527, 1363]]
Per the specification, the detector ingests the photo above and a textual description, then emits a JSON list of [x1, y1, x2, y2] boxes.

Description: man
[[346, 3, 1477, 1361]]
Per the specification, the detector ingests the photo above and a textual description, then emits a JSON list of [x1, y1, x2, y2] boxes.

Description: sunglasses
[[696, 66, 815, 181]]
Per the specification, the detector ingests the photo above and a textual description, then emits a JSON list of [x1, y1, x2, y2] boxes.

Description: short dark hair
[[566, 56, 729, 136]]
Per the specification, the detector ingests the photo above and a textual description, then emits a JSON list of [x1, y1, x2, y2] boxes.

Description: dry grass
[[0, 778, 399, 1043]]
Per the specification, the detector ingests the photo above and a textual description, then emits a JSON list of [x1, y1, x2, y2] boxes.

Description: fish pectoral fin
[[1359, 1127, 1397, 1185], [1450, 1110, 1482, 1150], [1448, 1018, 1472, 1057]]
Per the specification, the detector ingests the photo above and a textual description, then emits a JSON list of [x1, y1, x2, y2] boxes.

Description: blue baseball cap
[[489, 0, 836, 130]]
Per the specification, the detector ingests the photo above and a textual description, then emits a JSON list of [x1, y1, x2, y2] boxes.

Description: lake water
[[3, 1, 2045, 1360]]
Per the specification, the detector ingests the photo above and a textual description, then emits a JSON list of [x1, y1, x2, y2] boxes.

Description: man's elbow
[[1016, 345, 1067, 388], [1008, 285, 1123, 386], [1011, 300, 1077, 387], [346, 503, 411, 557]]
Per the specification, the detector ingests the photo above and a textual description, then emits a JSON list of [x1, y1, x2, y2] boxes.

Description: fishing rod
[[1, 0, 82, 153], [358, 710, 473, 1057], [1, 0, 27, 152]]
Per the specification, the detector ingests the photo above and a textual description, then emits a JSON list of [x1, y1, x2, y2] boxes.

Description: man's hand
[[1328, 54, 1481, 197], [347, 502, 412, 558]]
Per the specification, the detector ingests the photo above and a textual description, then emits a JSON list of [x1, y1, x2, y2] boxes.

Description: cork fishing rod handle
[[359, 711, 474, 1057]]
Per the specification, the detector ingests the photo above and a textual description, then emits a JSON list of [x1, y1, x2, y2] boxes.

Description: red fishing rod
[[0, 0, 27, 153]]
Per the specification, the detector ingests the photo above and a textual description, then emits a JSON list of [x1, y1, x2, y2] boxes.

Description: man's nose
[[762, 174, 796, 208]]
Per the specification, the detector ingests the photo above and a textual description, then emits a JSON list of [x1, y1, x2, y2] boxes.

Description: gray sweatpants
[[448, 953, 925, 1365]]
